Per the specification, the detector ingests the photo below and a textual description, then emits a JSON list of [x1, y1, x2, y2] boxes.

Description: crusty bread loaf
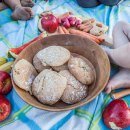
[[68, 57, 94, 85], [59, 70, 88, 104], [33, 54, 50, 72], [32, 69, 67, 105], [36, 46, 71, 67], [13, 59, 38, 94]]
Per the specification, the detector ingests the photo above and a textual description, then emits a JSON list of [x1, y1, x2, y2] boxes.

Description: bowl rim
[[12, 34, 110, 112]]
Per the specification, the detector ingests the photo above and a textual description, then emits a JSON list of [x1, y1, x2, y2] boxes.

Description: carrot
[[58, 26, 65, 34], [77, 22, 93, 30], [98, 36, 105, 42], [77, 24, 86, 30], [83, 25, 93, 33], [98, 37, 104, 42], [69, 29, 101, 44], [87, 33, 104, 43], [82, 18, 95, 24], [62, 26, 69, 34], [96, 23, 103, 28], [85, 33, 101, 43], [86, 32, 104, 43], [78, 24, 89, 29]]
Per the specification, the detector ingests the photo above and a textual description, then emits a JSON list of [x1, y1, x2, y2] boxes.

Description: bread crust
[[68, 57, 94, 85], [36, 46, 71, 67], [59, 70, 88, 104], [13, 59, 38, 94], [32, 69, 67, 105], [33, 54, 50, 72]]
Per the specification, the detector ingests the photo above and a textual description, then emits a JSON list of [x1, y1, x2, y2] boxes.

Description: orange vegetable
[[58, 26, 65, 34], [69, 28, 103, 44], [62, 26, 69, 34], [83, 25, 93, 33]]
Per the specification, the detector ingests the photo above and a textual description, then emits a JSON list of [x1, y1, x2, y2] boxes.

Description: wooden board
[[12, 34, 110, 111]]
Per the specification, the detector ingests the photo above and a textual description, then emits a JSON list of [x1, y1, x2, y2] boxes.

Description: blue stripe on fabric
[[0, 9, 12, 26], [4, 30, 20, 38], [19, 113, 41, 130], [6, 90, 27, 115], [50, 111, 75, 130]]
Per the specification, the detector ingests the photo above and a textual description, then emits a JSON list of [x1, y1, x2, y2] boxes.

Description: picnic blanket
[[0, 0, 130, 129]]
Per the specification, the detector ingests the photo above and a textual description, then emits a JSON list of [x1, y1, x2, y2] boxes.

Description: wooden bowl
[[12, 34, 110, 111]]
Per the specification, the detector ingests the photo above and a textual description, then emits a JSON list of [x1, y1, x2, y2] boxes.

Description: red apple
[[57, 18, 62, 25], [41, 13, 58, 33], [103, 99, 130, 129], [0, 95, 11, 122], [0, 71, 12, 95]]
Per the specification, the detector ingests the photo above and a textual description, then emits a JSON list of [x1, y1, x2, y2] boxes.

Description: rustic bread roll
[[59, 70, 88, 104], [36, 46, 71, 67], [33, 55, 50, 72], [68, 57, 94, 85], [52, 63, 68, 72], [13, 59, 38, 94], [32, 69, 67, 105]]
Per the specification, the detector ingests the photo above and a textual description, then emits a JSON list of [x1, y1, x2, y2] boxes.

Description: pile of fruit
[[0, 57, 13, 121], [38, 11, 108, 44], [7, 12, 109, 60]]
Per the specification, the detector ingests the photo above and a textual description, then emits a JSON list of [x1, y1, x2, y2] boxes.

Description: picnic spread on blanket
[[0, 0, 130, 130]]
